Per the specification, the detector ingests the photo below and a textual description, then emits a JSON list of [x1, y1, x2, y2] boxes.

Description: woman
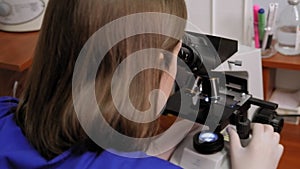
[[0, 0, 283, 168]]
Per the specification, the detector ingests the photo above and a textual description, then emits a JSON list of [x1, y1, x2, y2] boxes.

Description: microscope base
[[170, 129, 231, 169]]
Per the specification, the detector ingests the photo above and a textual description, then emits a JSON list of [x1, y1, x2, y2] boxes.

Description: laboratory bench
[[1, 31, 300, 169]]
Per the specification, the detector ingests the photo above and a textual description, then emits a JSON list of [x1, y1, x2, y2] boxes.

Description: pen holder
[[261, 45, 277, 58]]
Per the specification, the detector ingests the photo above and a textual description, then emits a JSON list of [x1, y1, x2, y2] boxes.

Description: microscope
[[163, 31, 284, 169]]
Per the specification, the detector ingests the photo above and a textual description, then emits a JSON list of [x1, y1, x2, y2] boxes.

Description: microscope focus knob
[[252, 108, 284, 133], [237, 120, 251, 139]]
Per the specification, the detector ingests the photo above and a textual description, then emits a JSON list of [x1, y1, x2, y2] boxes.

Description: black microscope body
[[164, 31, 284, 139]]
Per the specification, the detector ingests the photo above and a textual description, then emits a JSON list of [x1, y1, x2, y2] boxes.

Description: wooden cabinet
[[0, 31, 39, 97], [262, 52, 300, 100], [262, 52, 300, 168]]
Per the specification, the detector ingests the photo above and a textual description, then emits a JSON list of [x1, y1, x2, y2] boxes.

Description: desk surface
[[262, 52, 300, 70], [278, 122, 300, 169], [0, 31, 39, 72]]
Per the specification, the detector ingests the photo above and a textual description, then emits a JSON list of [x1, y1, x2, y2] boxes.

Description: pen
[[258, 8, 266, 46], [253, 5, 260, 48], [266, 3, 278, 49], [272, 3, 279, 32]]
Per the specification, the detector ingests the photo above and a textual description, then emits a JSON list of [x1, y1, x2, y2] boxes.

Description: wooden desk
[[0, 31, 39, 96], [262, 52, 300, 100], [278, 122, 300, 169]]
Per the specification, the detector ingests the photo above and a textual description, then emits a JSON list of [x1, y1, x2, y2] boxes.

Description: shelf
[[262, 52, 300, 70], [0, 31, 39, 72], [0, 31, 39, 96]]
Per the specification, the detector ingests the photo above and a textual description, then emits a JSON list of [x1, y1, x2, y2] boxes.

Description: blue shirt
[[0, 96, 181, 169]]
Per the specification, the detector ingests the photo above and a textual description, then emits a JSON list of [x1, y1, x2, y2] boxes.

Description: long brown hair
[[15, 0, 187, 160]]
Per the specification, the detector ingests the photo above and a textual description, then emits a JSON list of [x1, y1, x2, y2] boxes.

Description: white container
[[0, 0, 48, 32], [275, 0, 300, 55]]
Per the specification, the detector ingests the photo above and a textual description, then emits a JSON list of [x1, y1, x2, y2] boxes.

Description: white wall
[[185, 0, 253, 46], [185, 0, 290, 44], [253, 0, 288, 19], [276, 69, 300, 91]]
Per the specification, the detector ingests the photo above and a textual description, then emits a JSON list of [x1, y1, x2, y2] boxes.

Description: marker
[[253, 5, 260, 48], [258, 8, 266, 46]]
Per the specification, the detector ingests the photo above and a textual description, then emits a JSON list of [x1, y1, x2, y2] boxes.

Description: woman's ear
[[167, 40, 181, 77]]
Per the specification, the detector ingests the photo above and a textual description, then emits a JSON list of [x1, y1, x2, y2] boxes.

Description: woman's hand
[[228, 123, 284, 169]]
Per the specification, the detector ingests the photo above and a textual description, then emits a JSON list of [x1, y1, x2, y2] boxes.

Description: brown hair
[[15, 0, 187, 160]]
